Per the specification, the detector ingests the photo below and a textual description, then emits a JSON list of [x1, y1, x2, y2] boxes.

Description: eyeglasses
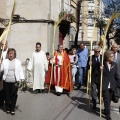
[[95, 51, 100, 53]]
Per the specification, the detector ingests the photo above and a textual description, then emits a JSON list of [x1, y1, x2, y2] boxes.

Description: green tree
[[95, 19, 107, 36], [103, 0, 120, 47]]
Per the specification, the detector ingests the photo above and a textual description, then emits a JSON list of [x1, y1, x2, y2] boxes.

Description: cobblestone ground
[[0, 87, 120, 120]]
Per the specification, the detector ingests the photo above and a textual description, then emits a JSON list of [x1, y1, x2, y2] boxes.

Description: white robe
[[28, 50, 48, 90], [53, 55, 63, 93]]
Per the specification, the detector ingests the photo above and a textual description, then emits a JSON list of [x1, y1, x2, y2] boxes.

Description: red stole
[[55, 56, 59, 86]]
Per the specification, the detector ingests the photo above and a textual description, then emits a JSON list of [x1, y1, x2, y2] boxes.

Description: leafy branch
[[15, 80, 29, 92], [59, 11, 75, 23]]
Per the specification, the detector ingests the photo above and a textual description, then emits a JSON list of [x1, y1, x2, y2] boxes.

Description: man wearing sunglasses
[[87, 45, 102, 109]]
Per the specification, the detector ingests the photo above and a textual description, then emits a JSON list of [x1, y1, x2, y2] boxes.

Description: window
[[88, 0, 94, 1], [88, 11, 94, 14], [88, 1, 94, 4]]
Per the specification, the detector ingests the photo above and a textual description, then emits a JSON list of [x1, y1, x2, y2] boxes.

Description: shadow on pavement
[[15, 105, 22, 113], [28, 88, 34, 94], [71, 96, 105, 119]]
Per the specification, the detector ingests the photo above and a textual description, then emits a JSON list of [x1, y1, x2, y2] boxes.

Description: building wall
[[0, 0, 6, 18], [0, 0, 6, 28], [6, 0, 73, 57], [6, 0, 49, 66]]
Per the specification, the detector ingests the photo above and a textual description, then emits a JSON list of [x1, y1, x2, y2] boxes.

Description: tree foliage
[[95, 19, 107, 36], [114, 29, 120, 44], [102, 0, 120, 46]]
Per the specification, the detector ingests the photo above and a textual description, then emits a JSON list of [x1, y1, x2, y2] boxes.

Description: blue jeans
[[78, 67, 86, 85]]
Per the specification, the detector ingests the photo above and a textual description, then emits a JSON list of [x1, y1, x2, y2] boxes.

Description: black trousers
[[0, 89, 5, 107], [4, 82, 18, 111], [91, 83, 100, 107], [102, 89, 113, 119]]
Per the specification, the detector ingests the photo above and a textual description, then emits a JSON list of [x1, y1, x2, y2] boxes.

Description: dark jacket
[[116, 52, 120, 78], [102, 61, 120, 91], [87, 55, 102, 84]]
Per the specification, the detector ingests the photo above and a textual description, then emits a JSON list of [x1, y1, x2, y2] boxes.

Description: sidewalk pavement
[[111, 100, 120, 113]]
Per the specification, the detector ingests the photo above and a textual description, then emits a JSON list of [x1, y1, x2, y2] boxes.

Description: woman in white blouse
[[69, 48, 78, 85], [0, 48, 24, 115]]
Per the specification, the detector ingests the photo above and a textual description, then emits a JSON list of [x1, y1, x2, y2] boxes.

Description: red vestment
[[45, 50, 73, 92]]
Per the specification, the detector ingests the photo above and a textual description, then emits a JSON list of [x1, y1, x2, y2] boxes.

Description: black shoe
[[106, 117, 112, 120], [37, 89, 41, 93], [77, 84, 81, 89], [6, 111, 10, 114], [11, 111, 15, 115], [92, 99, 96, 110], [34, 90, 39, 94], [0, 104, 4, 109], [105, 115, 112, 120], [103, 109, 107, 115], [56, 92, 61, 96], [92, 106, 96, 109], [41, 89, 45, 94]]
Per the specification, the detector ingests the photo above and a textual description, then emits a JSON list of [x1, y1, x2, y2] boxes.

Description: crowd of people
[[0, 41, 120, 120]]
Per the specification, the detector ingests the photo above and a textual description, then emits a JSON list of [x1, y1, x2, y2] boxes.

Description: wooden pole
[[88, 19, 97, 108]]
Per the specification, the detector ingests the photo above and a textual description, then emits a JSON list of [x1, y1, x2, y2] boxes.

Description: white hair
[[94, 45, 101, 50]]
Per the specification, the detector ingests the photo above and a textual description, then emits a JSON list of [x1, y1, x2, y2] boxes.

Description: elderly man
[[52, 45, 73, 96], [87, 46, 102, 109], [46, 45, 73, 96], [111, 43, 120, 77], [111, 43, 120, 109]]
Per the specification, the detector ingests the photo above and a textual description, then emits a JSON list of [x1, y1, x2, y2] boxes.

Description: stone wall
[[6, 0, 51, 63], [0, 0, 6, 28], [0, 0, 6, 18]]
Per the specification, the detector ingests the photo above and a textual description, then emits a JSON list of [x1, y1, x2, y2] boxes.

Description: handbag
[[112, 87, 120, 103]]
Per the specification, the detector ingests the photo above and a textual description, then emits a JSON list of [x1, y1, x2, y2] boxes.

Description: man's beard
[[36, 49, 40, 52]]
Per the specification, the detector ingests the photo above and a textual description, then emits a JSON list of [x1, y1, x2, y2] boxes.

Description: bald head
[[111, 43, 118, 53], [1, 40, 8, 45], [1, 40, 8, 51], [58, 44, 63, 53]]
